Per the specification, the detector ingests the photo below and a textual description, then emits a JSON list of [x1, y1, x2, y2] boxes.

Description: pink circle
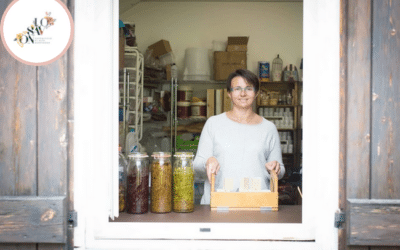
[[0, 0, 74, 66]]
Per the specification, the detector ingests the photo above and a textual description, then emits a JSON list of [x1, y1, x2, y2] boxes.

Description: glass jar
[[173, 152, 195, 213], [150, 152, 172, 213], [118, 147, 128, 212], [126, 152, 149, 214]]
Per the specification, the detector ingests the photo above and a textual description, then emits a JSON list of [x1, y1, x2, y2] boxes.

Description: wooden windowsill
[[110, 205, 302, 223]]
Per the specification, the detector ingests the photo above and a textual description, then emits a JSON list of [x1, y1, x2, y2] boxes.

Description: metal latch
[[68, 211, 77, 227], [334, 210, 345, 229]]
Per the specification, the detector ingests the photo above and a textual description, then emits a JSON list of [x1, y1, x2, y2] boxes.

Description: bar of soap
[[224, 178, 234, 192], [250, 177, 262, 191]]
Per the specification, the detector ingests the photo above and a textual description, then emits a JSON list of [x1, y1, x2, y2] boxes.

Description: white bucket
[[183, 48, 211, 80], [212, 40, 226, 51]]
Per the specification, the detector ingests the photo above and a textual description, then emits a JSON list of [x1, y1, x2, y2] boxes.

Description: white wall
[[120, 2, 303, 79]]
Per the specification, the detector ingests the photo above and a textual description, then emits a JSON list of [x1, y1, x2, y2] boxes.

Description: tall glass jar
[[173, 152, 195, 213], [150, 152, 172, 213], [126, 152, 149, 214], [118, 147, 128, 212]]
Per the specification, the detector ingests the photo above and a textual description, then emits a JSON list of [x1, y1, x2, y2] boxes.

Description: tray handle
[[211, 173, 215, 193], [270, 170, 278, 193]]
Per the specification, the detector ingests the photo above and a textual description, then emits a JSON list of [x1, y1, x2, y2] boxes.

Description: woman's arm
[[265, 126, 285, 180], [193, 118, 215, 181]]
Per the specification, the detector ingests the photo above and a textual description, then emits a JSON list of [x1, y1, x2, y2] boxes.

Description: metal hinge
[[68, 211, 77, 227], [334, 210, 345, 229]]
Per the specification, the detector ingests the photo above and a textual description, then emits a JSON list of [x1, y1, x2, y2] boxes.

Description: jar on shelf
[[173, 152, 195, 213], [126, 152, 149, 214], [150, 152, 172, 213]]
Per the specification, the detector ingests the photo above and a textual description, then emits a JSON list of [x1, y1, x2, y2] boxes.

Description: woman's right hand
[[206, 156, 220, 182]]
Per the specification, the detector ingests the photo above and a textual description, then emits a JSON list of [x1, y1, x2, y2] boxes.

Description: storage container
[[126, 152, 149, 214], [150, 152, 172, 213], [173, 152, 195, 213], [177, 86, 193, 102], [177, 101, 191, 119], [190, 101, 206, 118]]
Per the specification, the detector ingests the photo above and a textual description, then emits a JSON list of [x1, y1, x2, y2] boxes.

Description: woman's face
[[228, 76, 258, 109]]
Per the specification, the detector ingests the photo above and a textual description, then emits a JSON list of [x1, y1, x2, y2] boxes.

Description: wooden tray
[[210, 171, 279, 211]]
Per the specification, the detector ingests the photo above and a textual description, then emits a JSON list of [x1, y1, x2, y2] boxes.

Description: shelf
[[258, 105, 297, 108], [110, 205, 301, 224]]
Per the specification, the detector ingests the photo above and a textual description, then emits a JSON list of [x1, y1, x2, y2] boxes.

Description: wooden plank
[[37, 47, 69, 250], [206, 89, 215, 118], [111, 205, 301, 224], [339, 0, 348, 248], [0, 196, 66, 243], [36, 2, 69, 249], [0, 0, 38, 197], [37, 54, 68, 196], [347, 199, 400, 246], [370, 0, 400, 200], [343, 1, 372, 248], [0, 244, 39, 249], [66, 0, 75, 248], [346, 0, 372, 200]]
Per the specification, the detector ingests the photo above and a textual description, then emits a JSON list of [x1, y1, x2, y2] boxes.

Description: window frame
[[73, 0, 341, 249]]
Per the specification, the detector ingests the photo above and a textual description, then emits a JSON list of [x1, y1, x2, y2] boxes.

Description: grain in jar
[[150, 152, 172, 213], [126, 153, 149, 214], [173, 152, 195, 212]]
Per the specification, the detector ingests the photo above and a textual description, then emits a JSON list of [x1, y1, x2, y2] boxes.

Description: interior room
[[115, 0, 303, 223]]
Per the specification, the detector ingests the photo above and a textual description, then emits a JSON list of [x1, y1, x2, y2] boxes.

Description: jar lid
[[177, 86, 193, 91], [174, 152, 194, 158], [151, 152, 172, 158], [191, 101, 206, 105], [177, 101, 191, 106], [128, 152, 149, 158]]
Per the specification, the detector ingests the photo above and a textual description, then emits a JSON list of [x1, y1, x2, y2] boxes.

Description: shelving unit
[[256, 81, 303, 174], [119, 47, 144, 154]]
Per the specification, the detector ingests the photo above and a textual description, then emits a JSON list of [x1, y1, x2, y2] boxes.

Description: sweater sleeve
[[193, 118, 214, 182], [265, 125, 286, 180]]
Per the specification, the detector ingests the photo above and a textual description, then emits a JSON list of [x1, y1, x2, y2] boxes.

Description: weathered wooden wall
[[0, 0, 74, 249], [340, 0, 400, 248]]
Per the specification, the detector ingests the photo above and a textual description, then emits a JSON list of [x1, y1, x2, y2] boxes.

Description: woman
[[193, 69, 285, 204]]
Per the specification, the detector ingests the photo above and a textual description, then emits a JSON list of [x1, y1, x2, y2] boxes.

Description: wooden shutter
[[340, 0, 400, 247], [0, 0, 74, 248]]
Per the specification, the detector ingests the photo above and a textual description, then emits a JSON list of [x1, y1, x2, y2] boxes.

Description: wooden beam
[[0, 196, 66, 243], [347, 199, 400, 246]]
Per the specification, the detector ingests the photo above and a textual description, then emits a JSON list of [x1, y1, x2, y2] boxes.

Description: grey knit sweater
[[193, 112, 285, 204]]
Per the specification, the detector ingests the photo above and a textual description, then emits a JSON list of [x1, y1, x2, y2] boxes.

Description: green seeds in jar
[[173, 166, 194, 212], [173, 152, 194, 213], [150, 153, 172, 213]]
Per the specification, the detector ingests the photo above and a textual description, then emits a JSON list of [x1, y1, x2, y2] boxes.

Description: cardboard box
[[226, 36, 249, 52], [148, 40, 172, 58], [166, 64, 171, 81], [214, 51, 247, 81]]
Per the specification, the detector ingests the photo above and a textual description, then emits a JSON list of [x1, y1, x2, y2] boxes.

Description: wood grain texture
[[346, 0, 372, 201], [0, 196, 66, 243], [0, 0, 40, 248], [37, 58, 68, 196], [112, 205, 301, 224], [347, 199, 400, 246], [339, 0, 348, 248], [66, 0, 75, 248], [370, 0, 400, 200], [0, 0, 38, 197], [0, 244, 38, 250]]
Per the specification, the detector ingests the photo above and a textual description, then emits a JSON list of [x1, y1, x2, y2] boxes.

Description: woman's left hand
[[265, 161, 280, 175]]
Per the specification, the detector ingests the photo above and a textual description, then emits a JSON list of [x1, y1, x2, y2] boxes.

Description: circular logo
[[0, 0, 74, 66]]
